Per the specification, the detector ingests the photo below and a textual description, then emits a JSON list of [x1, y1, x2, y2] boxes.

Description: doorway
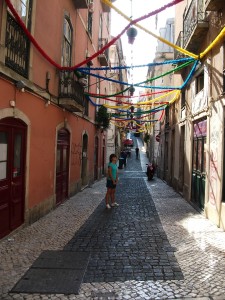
[[179, 126, 185, 193], [94, 136, 99, 180], [81, 134, 88, 186], [56, 128, 70, 205], [191, 120, 207, 210], [102, 139, 105, 176], [0, 117, 27, 239]]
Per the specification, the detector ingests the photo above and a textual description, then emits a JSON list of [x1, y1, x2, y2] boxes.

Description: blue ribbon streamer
[[79, 60, 199, 90], [77, 57, 195, 71]]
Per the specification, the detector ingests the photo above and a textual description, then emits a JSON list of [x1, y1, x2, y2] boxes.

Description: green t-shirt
[[108, 162, 117, 180]]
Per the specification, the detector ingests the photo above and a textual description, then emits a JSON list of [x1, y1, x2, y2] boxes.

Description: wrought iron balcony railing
[[174, 31, 184, 60], [5, 12, 30, 78], [59, 71, 88, 114], [98, 38, 109, 66], [183, 0, 208, 52]]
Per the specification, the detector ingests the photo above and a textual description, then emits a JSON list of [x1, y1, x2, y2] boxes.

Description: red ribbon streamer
[[5, 0, 184, 70]]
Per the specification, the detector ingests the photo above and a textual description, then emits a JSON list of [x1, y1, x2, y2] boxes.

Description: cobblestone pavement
[[1, 138, 225, 299]]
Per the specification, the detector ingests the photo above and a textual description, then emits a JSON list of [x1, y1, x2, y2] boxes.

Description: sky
[[110, 0, 175, 93]]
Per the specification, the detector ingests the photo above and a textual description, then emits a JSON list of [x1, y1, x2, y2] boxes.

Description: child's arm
[[108, 166, 114, 182], [116, 168, 118, 183]]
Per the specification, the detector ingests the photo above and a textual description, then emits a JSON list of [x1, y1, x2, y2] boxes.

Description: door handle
[[11, 182, 16, 186]]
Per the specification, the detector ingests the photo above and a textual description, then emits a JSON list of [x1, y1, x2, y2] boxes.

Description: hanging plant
[[96, 106, 110, 130], [144, 132, 150, 143]]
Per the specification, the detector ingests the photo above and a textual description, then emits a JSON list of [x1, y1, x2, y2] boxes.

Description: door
[[192, 120, 207, 210], [94, 137, 99, 180], [56, 129, 70, 205], [0, 118, 26, 239], [102, 139, 105, 175], [81, 134, 88, 186], [170, 129, 175, 184], [179, 126, 185, 193]]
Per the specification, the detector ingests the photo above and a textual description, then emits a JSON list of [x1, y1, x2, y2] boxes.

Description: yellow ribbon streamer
[[101, 0, 198, 59], [103, 90, 177, 110], [200, 27, 225, 59], [168, 90, 181, 104], [102, 0, 225, 62]]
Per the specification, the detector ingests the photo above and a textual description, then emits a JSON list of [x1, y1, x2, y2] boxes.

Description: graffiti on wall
[[71, 143, 82, 166], [209, 150, 218, 206], [209, 109, 220, 206]]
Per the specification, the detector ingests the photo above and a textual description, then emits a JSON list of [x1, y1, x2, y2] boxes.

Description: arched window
[[62, 17, 73, 67]]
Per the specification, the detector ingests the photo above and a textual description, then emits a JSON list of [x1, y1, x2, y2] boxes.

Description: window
[[223, 42, 225, 94], [95, 77, 100, 113], [87, 11, 93, 36], [181, 89, 186, 108], [0, 132, 8, 180], [62, 17, 72, 67], [5, 0, 32, 77], [9, 0, 31, 27], [99, 14, 103, 40], [196, 72, 204, 94], [222, 115, 225, 202], [223, 69, 225, 94]]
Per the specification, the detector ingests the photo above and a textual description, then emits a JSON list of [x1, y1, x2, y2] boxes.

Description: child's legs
[[111, 188, 116, 203], [105, 188, 112, 204]]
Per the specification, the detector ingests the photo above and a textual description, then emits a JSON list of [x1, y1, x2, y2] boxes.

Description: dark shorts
[[106, 179, 116, 189]]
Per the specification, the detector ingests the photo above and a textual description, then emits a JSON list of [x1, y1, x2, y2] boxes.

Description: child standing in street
[[105, 154, 119, 209]]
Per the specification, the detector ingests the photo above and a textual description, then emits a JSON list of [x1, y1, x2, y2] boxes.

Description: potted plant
[[96, 106, 110, 131]]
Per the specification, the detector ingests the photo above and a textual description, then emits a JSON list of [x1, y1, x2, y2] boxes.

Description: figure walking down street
[[135, 147, 139, 159], [105, 154, 119, 209]]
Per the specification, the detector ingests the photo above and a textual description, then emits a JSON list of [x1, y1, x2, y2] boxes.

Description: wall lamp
[[15, 80, 26, 92]]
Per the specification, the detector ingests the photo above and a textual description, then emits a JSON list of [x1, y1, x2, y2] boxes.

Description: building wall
[[0, 0, 112, 237], [172, 0, 225, 229]]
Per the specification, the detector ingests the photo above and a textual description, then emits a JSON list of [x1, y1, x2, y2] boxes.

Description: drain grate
[[11, 251, 90, 295]]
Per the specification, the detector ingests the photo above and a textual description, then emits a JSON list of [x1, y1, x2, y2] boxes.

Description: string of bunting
[[5, 0, 186, 70]]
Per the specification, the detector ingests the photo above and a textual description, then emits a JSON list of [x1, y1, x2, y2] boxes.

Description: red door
[[56, 129, 70, 205], [0, 118, 26, 239]]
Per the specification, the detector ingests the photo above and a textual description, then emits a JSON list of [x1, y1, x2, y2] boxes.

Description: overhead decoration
[[78, 57, 195, 72], [129, 85, 135, 96], [4, 0, 225, 131], [78, 59, 199, 91], [5, 0, 187, 70], [127, 27, 138, 44], [5, 0, 225, 72], [101, 0, 197, 59]]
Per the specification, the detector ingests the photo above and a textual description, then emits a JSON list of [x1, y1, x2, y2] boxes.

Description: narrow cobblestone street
[[1, 139, 225, 299]]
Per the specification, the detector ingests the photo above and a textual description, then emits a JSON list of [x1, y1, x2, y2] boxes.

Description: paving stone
[[1, 138, 225, 299]]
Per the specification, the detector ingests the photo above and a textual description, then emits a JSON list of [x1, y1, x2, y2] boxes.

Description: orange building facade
[[0, 0, 113, 239]]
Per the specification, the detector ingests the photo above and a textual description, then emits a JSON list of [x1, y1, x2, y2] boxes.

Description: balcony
[[58, 71, 85, 113], [73, 0, 88, 9], [174, 31, 184, 60], [183, 0, 209, 53], [5, 12, 30, 78], [205, 0, 224, 11], [98, 38, 109, 66]]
